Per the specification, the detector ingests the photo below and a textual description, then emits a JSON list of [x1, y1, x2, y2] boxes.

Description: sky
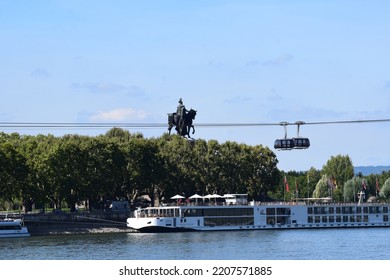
[[1, 0, 390, 171]]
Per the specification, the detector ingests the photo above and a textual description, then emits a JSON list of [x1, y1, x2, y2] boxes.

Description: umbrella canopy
[[170, 194, 185, 200], [189, 194, 204, 199], [204, 194, 222, 199]]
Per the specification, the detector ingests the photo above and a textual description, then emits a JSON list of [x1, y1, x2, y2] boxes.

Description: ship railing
[[134, 212, 178, 218]]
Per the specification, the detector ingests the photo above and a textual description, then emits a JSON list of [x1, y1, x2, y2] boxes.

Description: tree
[[313, 174, 331, 198], [343, 177, 360, 202], [322, 155, 354, 202], [244, 144, 280, 200], [0, 140, 29, 211], [105, 127, 143, 141], [83, 136, 128, 210], [123, 137, 165, 206], [379, 178, 390, 202], [306, 167, 321, 198], [14, 134, 53, 212], [157, 135, 197, 201], [46, 137, 88, 211]]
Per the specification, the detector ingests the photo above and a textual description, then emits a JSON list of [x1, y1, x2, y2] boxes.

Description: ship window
[[383, 207, 389, 213], [363, 207, 368, 214], [315, 216, 320, 223], [350, 216, 355, 222], [202, 207, 253, 217], [384, 215, 388, 222], [277, 208, 290, 215], [363, 215, 369, 222], [329, 216, 334, 223], [307, 207, 313, 214], [328, 207, 334, 214], [0, 225, 22, 230], [183, 208, 202, 217], [343, 216, 348, 222], [356, 215, 362, 222], [313, 207, 322, 214], [277, 217, 287, 224], [336, 216, 341, 223], [322, 216, 327, 223], [356, 207, 362, 214], [267, 217, 275, 225], [336, 207, 341, 214], [267, 208, 275, 215], [369, 207, 375, 214], [315, 207, 326, 214]]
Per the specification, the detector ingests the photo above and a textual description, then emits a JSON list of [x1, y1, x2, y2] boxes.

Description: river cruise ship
[[127, 194, 390, 232]]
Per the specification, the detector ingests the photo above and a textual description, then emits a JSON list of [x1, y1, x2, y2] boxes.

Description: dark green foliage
[[2, 129, 386, 210], [0, 129, 280, 210]]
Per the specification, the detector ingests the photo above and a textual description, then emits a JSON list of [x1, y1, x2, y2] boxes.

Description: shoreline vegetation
[[2, 129, 390, 231]]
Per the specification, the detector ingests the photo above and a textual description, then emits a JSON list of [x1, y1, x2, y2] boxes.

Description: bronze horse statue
[[168, 109, 197, 138]]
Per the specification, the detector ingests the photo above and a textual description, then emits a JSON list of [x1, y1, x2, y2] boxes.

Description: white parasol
[[189, 194, 203, 199], [189, 194, 204, 204], [170, 194, 185, 200], [204, 194, 222, 204]]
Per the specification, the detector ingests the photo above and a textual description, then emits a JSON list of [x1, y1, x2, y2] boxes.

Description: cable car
[[292, 121, 310, 149], [274, 138, 295, 150], [292, 137, 310, 149], [274, 122, 295, 150], [274, 121, 310, 150]]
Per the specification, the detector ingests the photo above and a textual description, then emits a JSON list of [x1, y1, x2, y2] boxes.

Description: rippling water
[[2, 228, 390, 260]]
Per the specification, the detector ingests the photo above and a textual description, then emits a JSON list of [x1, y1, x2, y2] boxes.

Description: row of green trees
[[0, 128, 280, 212], [1, 129, 390, 213], [284, 155, 390, 203]]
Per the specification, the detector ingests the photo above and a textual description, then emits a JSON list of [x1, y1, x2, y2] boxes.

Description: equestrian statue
[[168, 98, 197, 138]]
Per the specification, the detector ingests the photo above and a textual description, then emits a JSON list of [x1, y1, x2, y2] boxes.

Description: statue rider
[[176, 98, 188, 132]]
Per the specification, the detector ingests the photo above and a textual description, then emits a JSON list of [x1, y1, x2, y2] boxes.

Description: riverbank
[[25, 220, 136, 235], [21, 211, 137, 236]]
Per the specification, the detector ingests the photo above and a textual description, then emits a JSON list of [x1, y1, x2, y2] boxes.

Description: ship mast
[[357, 190, 365, 205]]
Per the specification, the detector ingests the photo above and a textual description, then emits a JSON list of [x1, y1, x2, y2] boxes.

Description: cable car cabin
[[293, 138, 310, 149], [274, 139, 295, 150]]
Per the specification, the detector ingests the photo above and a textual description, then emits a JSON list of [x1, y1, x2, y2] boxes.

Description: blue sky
[[1, 0, 390, 171]]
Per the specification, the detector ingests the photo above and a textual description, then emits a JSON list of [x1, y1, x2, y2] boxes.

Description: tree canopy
[[1, 129, 389, 212], [0, 130, 280, 212]]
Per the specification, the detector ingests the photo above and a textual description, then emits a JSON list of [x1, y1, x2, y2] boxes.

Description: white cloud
[[90, 108, 149, 121]]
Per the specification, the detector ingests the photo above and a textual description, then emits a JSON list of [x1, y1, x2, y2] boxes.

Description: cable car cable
[[0, 118, 389, 129]]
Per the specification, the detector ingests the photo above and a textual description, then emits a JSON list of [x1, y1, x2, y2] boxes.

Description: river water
[[1, 227, 390, 260]]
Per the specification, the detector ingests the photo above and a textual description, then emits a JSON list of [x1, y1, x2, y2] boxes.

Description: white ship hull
[[127, 203, 390, 233], [0, 218, 30, 238]]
